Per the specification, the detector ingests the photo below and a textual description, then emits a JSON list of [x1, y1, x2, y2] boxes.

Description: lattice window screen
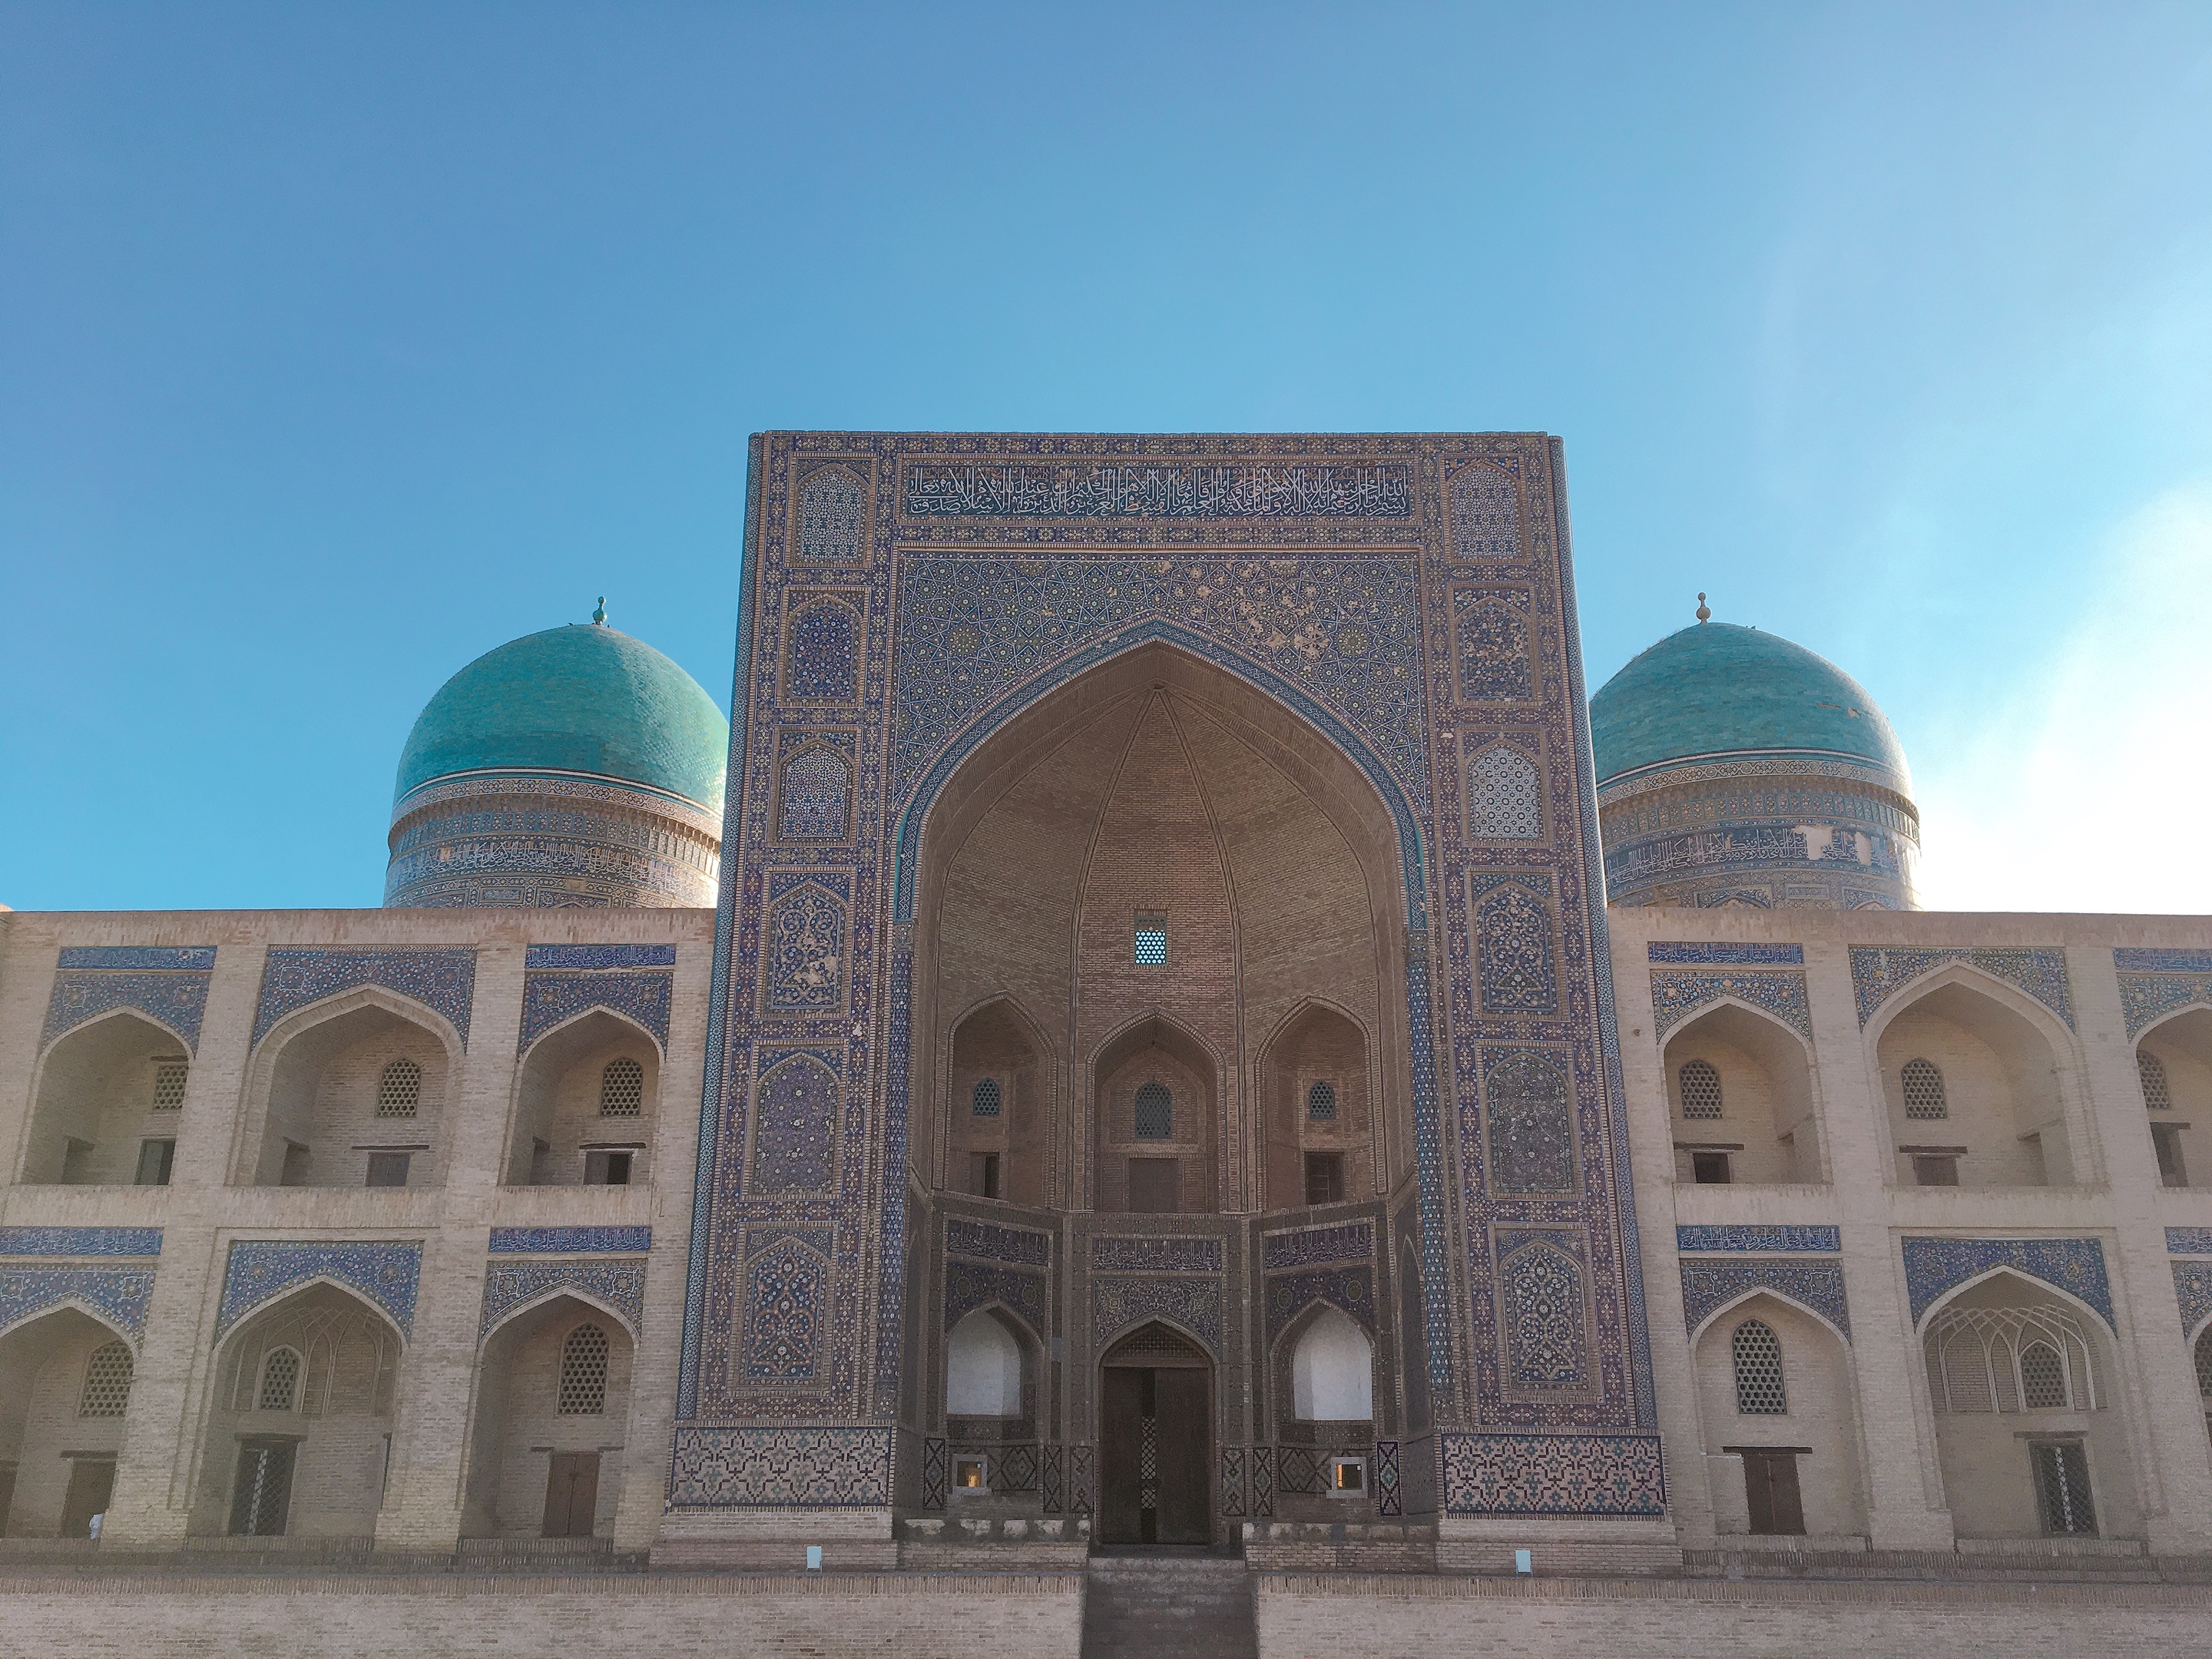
[[972, 1078, 1002, 1118], [1678, 1059, 1724, 1120], [1466, 745, 1541, 840], [2139, 1049, 2173, 1111], [600, 1057, 644, 1117], [376, 1058, 422, 1118], [78, 1341, 134, 1418], [1133, 1081, 1174, 1140], [151, 1062, 188, 1111], [559, 1323, 611, 1416], [1306, 1080, 1338, 1122], [1134, 915, 1167, 966], [257, 1347, 302, 1412], [2020, 1342, 2068, 1410], [1902, 1058, 1948, 1121], [2195, 1329, 2212, 1398], [1731, 1319, 1787, 1415]]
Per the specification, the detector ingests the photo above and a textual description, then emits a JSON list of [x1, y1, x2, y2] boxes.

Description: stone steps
[[1082, 1555, 1257, 1659]]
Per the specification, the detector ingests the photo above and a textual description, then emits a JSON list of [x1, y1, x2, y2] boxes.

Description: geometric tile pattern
[[1648, 942, 1806, 965], [1260, 1221, 1373, 1269], [1263, 1265, 1376, 1345], [215, 1239, 424, 1338], [1849, 946, 2074, 1030], [0, 1227, 164, 1259], [1679, 1259, 1851, 1338], [2172, 1261, 2212, 1341], [479, 1258, 647, 1339], [1496, 1232, 1590, 1388], [518, 963, 674, 1055], [1676, 1225, 1841, 1254], [1899, 1235, 2113, 1330], [43, 946, 217, 1054], [944, 1217, 1051, 1267], [2167, 1228, 2212, 1257], [525, 945, 680, 970], [1374, 1438, 1402, 1516], [488, 1227, 652, 1255], [944, 1260, 1047, 1337], [0, 1264, 157, 1341], [1089, 1235, 1222, 1273], [2116, 958, 2212, 1039], [667, 1426, 893, 1507], [1091, 1274, 1223, 1353], [1439, 1431, 1666, 1515], [253, 948, 478, 1048], [1648, 969, 1812, 1042]]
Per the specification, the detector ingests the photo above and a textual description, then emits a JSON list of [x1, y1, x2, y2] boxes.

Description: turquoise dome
[[393, 622, 729, 812], [1591, 621, 1909, 791]]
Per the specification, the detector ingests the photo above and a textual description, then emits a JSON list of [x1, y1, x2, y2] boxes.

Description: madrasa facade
[[5, 432, 2212, 1653]]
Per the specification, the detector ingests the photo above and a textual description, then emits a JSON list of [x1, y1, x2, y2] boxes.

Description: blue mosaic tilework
[[1648, 942, 1805, 965], [1089, 1235, 1222, 1273], [1901, 1236, 2112, 1329], [2117, 949, 2212, 974], [668, 1426, 892, 1507], [1677, 1225, 1840, 1254], [0, 1265, 156, 1340], [1680, 1260, 1850, 1338], [794, 462, 870, 564], [1453, 587, 1534, 703], [2118, 969, 2212, 1039], [1261, 1221, 1373, 1269], [902, 459, 1417, 520], [2167, 1228, 2212, 1257], [1496, 1231, 1590, 1389], [1091, 1275, 1223, 1353], [216, 1240, 423, 1338], [1648, 969, 1811, 1042], [762, 873, 849, 1016], [524, 945, 677, 969], [2172, 1262, 2212, 1339], [1469, 874, 1558, 1015], [488, 1226, 651, 1254], [1263, 1265, 1375, 1343], [945, 1217, 1051, 1267], [775, 731, 857, 843], [783, 598, 863, 705], [750, 1050, 840, 1193], [740, 1228, 831, 1381], [1439, 1432, 1666, 1516], [480, 1258, 647, 1338], [1849, 946, 2074, 1030], [1374, 1439, 1402, 1516], [945, 1260, 1048, 1336], [253, 949, 477, 1048], [1446, 458, 1524, 559], [517, 963, 673, 1054], [0, 1227, 163, 1258], [43, 947, 216, 1054]]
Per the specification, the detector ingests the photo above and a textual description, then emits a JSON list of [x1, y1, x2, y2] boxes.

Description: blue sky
[[4, 2, 2208, 913]]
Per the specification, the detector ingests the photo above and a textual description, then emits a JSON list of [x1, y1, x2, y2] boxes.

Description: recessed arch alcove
[[505, 1009, 661, 1187], [24, 1011, 192, 1186], [239, 990, 459, 1189], [2134, 1007, 2212, 1189], [0, 1307, 139, 1536], [1662, 1001, 1821, 1186], [462, 1294, 636, 1538], [1870, 973, 2078, 1189]]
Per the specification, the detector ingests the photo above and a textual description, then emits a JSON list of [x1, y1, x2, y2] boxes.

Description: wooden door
[[227, 1442, 296, 1537], [1741, 1450, 1805, 1535], [1098, 1366, 1210, 1545], [1153, 1366, 1210, 1543], [1099, 1369, 1145, 1542], [60, 1459, 114, 1538], [542, 1452, 601, 1538]]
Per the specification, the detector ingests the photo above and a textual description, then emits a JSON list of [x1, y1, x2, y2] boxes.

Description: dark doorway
[[1730, 1446, 1807, 1535], [227, 1439, 295, 1537], [1099, 1323, 1210, 1545], [60, 1458, 114, 1538], [542, 1451, 601, 1537]]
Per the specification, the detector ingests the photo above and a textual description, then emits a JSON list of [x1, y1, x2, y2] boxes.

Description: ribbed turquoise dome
[[393, 622, 729, 811], [1591, 621, 1909, 790]]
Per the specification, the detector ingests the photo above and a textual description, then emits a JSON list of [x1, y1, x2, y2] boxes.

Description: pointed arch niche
[[0, 1307, 137, 1537], [906, 640, 1416, 1215], [2134, 1008, 2212, 1190], [190, 1282, 402, 1538], [1873, 977, 2077, 1189], [240, 994, 457, 1189], [944, 999, 1049, 1205], [1690, 1293, 1865, 1538], [462, 1293, 636, 1538], [1259, 1003, 1374, 1209], [505, 1010, 661, 1187], [1662, 1002, 1820, 1186], [23, 1011, 191, 1187]]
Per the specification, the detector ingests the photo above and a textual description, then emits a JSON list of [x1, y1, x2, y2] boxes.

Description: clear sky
[[5, 3, 2209, 914]]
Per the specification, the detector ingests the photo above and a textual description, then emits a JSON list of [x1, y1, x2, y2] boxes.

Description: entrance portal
[[1099, 1323, 1211, 1544]]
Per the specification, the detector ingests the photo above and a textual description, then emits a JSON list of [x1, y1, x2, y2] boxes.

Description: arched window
[[376, 1058, 422, 1118], [971, 1078, 1002, 1118], [2139, 1049, 2173, 1111], [257, 1346, 303, 1412], [1134, 1081, 1173, 1140], [945, 1310, 1023, 1416], [558, 1323, 611, 1416], [152, 1061, 189, 1110], [1678, 1059, 1724, 1120], [78, 1341, 134, 1417], [1306, 1080, 1338, 1122], [1290, 1307, 1374, 1421], [599, 1057, 644, 1117], [1731, 1319, 1786, 1414], [2020, 1341, 2068, 1410], [1901, 1058, 1948, 1121], [2194, 1327, 2212, 1398]]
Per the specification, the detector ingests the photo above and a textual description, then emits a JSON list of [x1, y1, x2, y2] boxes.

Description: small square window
[[365, 1151, 411, 1188], [952, 1457, 989, 1492], [971, 1152, 1001, 1199], [1304, 1151, 1344, 1206], [584, 1150, 634, 1187], [1134, 914, 1167, 966], [1328, 1456, 1366, 1495], [134, 1137, 175, 1187], [1691, 1151, 1732, 1184], [1912, 1154, 1960, 1187]]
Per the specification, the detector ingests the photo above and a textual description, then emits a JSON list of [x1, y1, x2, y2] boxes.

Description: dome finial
[[592, 596, 608, 627], [1695, 592, 1710, 624]]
